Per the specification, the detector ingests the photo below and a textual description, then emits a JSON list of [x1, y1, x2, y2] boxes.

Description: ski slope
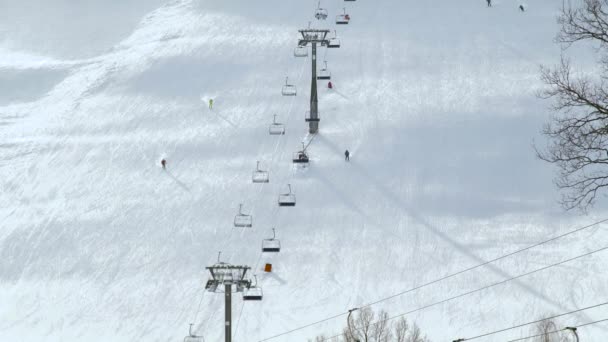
[[1, 0, 608, 341]]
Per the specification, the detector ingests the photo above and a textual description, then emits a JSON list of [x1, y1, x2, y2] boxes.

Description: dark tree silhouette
[[539, 0, 608, 210]]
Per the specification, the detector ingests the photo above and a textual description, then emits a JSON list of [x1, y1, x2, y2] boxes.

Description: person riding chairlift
[[345, 14, 350, 20]]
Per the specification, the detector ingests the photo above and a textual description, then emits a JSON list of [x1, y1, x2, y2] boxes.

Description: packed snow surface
[[1, 0, 607, 341]]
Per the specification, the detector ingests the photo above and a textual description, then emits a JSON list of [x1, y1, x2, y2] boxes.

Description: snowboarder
[[161, 159, 166, 169], [328, 81, 333, 89], [344, 150, 350, 161], [487, 0, 491, 7], [209, 98, 214, 110], [519, 4, 525, 12]]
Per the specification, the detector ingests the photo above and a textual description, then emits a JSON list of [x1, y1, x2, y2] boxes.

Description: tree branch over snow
[[539, 0, 608, 210]]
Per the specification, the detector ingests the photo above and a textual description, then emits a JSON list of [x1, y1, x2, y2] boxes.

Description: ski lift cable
[[186, 4, 316, 338], [190, 288, 207, 330], [506, 318, 608, 342], [227, 3, 335, 335], [250, 53, 307, 214], [455, 301, 608, 341], [233, 50, 306, 329], [235, 54, 310, 340], [317, 245, 608, 342], [245, 46, 309, 214], [246, 30, 309, 201], [233, 248, 265, 340], [256, 218, 608, 341]]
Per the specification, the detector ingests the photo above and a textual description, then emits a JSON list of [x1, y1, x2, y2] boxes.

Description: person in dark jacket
[[344, 150, 350, 161], [161, 159, 166, 169], [487, 0, 492, 7]]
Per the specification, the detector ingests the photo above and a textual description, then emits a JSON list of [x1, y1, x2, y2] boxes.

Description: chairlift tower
[[298, 28, 330, 133], [205, 254, 252, 342]]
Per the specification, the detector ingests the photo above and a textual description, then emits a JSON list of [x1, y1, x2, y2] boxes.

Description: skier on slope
[[328, 81, 333, 89], [519, 4, 525, 12], [161, 159, 167, 169], [209, 98, 214, 110], [487, 0, 492, 7], [344, 150, 350, 161]]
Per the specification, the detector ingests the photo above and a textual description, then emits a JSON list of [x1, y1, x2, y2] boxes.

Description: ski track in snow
[[1, 0, 608, 341]]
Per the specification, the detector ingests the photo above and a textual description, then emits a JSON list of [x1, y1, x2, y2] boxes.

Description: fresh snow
[[1, 0, 607, 341]]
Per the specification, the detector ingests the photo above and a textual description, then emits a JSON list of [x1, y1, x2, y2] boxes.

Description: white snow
[[1, 0, 607, 341]]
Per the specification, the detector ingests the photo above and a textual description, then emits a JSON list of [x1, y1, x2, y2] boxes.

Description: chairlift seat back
[[252, 170, 269, 183], [184, 336, 204, 342], [315, 9, 328, 20], [262, 239, 281, 252], [336, 15, 349, 24], [269, 123, 286, 135], [294, 46, 308, 57], [317, 70, 331, 80], [327, 38, 340, 48], [281, 85, 297, 96], [278, 194, 296, 206], [292, 152, 309, 163], [234, 215, 252, 227], [243, 287, 263, 301]]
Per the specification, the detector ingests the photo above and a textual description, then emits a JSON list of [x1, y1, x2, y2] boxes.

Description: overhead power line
[[257, 218, 608, 342], [454, 301, 608, 341], [506, 318, 608, 342], [319, 246, 608, 342]]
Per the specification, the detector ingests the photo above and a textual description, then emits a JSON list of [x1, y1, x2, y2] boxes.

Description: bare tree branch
[[539, 0, 608, 210]]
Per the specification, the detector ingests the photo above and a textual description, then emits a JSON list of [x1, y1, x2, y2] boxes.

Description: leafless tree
[[393, 317, 409, 342], [539, 0, 608, 210], [533, 318, 572, 342], [313, 309, 430, 342], [372, 310, 391, 342], [348, 307, 374, 342], [405, 323, 428, 342]]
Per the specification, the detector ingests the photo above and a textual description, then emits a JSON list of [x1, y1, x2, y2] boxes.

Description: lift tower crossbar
[[298, 29, 330, 134], [205, 261, 252, 342]]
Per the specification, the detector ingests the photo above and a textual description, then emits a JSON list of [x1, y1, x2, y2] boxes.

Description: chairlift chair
[[315, 1, 328, 20], [234, 204, 252, 227], [317, 60, 331, 80], [292, 151, 309, 164], [242, 275, 263, 301], [292, 143, 310, 164], [252, 161, 269, 183], [294, 45, 308, 57], [262, 228, 281, 253], [327, 30, 341, 48], [269, 114, 286, 135], [278, 184, 296, 207], [281, 77, 297, 96], [336, 8, 350, 24], [184, 324, 204, 342]]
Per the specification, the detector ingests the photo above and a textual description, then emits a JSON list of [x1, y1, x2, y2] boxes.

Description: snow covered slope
[[1, 0, 607, 341]]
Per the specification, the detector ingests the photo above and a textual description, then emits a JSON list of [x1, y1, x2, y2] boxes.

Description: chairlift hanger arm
[[298, 29, 330, 44]]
